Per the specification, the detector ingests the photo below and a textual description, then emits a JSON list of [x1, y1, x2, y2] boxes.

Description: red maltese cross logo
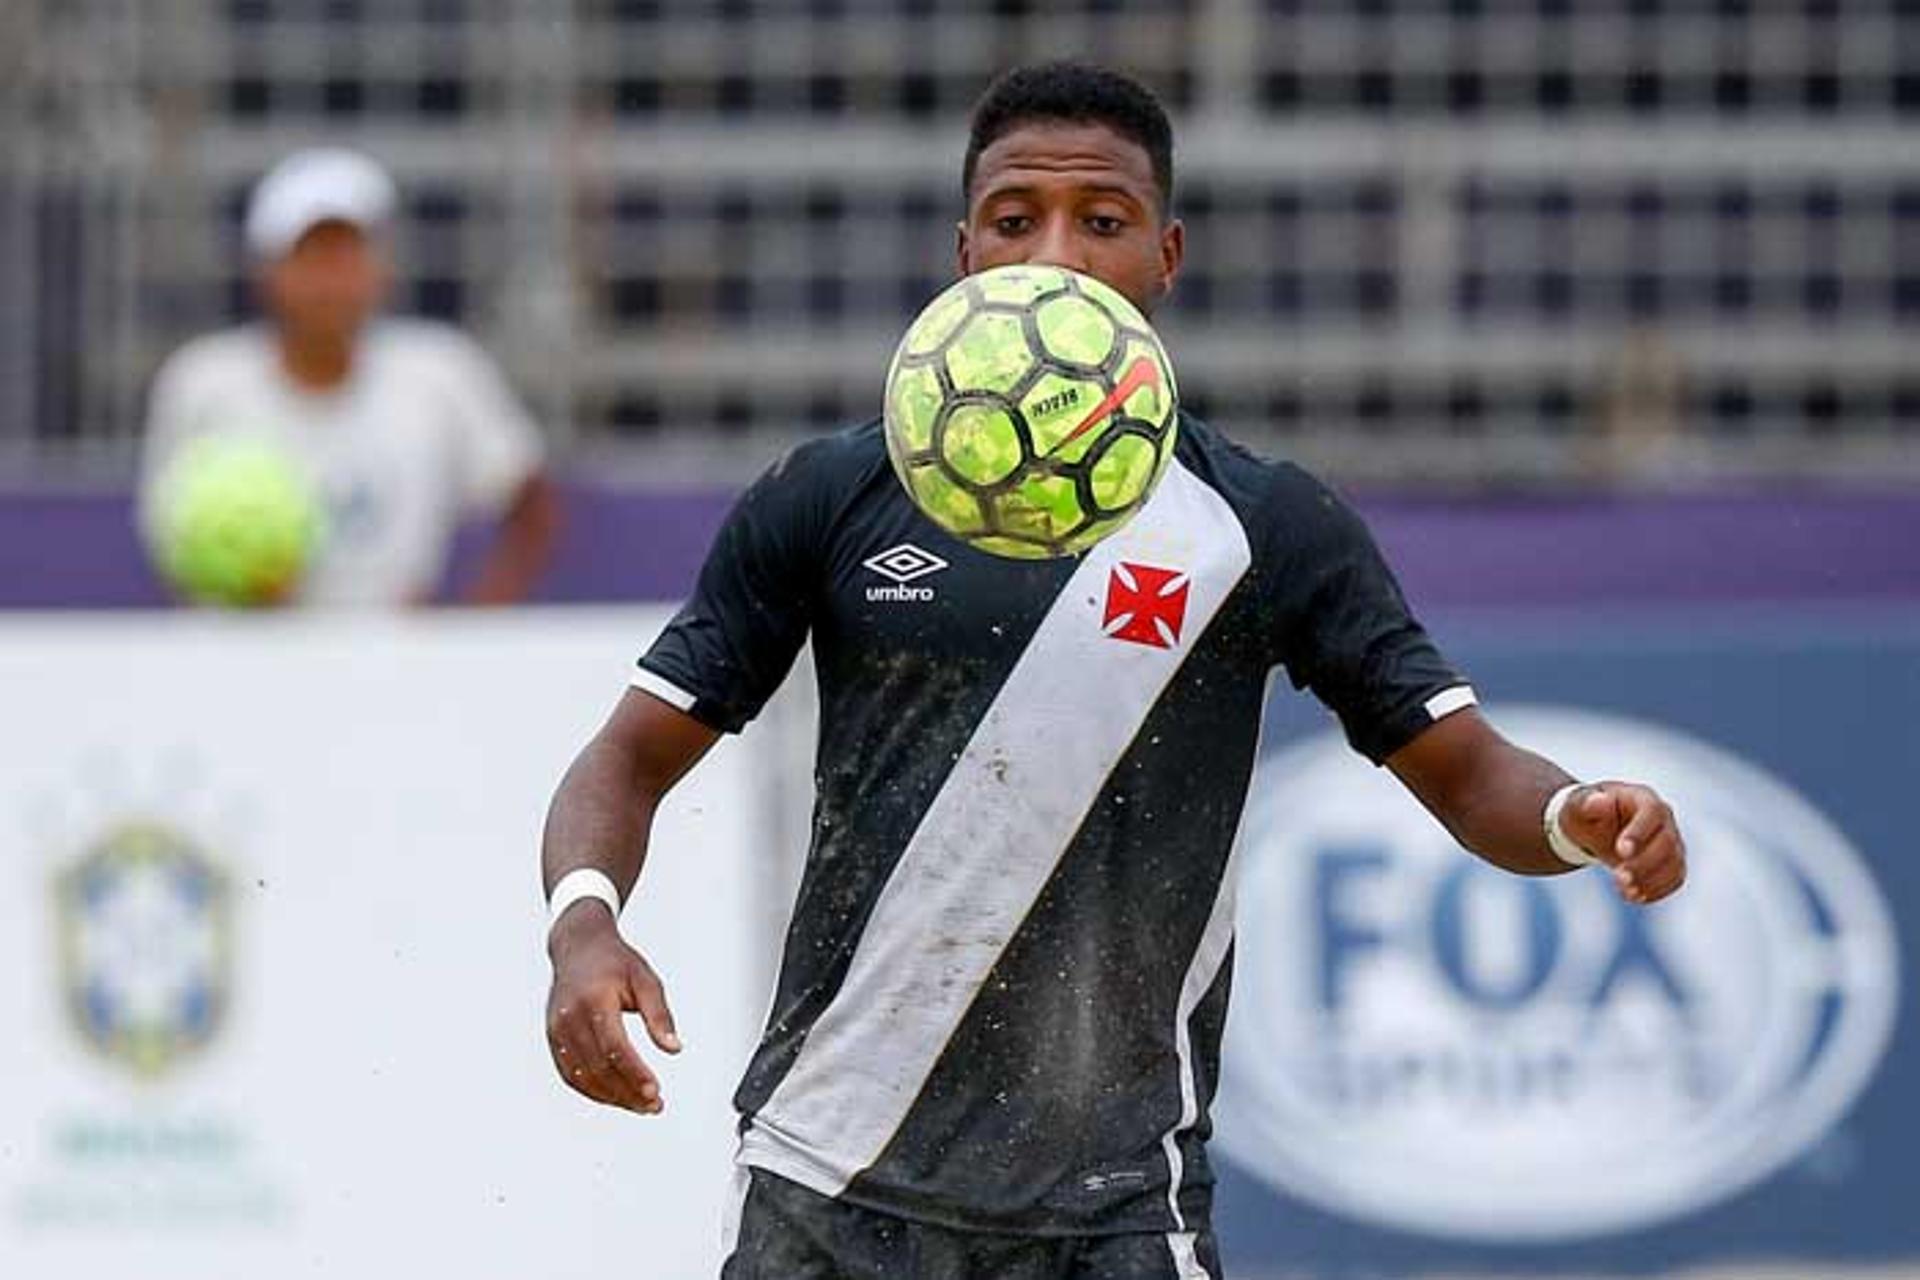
[[1102, 562, 1191, 649]]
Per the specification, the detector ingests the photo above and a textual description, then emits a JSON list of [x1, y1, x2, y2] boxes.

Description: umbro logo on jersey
[[1103, 562, 1190, 649], [863, 543, 948, 602]]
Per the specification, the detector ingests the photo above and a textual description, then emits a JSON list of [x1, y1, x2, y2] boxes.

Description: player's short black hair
[[963, 61, 1175, 214]]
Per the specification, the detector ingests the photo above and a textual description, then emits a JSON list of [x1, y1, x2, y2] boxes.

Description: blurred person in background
[[138, 147, 559, 608]]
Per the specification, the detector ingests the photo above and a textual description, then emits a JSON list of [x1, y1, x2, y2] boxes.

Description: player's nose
[[1027, 219, 1092, 275]]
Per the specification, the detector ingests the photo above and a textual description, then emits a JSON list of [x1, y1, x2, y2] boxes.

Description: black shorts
[[721, 1168, 1224, 1280]]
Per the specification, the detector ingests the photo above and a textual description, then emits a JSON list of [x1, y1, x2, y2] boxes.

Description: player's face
[[958, 121, 1184, 317], [261, 220, 390, 343]]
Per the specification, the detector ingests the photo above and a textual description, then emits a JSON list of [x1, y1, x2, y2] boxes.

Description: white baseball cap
[[244, 147, 398, 260]]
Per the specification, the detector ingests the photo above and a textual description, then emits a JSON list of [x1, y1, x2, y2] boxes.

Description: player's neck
[[277, 327, 359, 393]]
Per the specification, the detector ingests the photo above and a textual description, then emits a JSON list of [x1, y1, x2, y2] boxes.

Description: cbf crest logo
[[1215, 706, 1899, 1241], [56, 820, 231, 1079]]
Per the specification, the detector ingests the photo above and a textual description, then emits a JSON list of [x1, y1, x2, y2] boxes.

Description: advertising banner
[[5, 604, 1911, 1278], [1214, 607, 1918, 1277], [0, 610, 768, 1279]]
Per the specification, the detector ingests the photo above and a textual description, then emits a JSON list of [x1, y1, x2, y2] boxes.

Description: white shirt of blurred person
[[139, 147, 559, 608]]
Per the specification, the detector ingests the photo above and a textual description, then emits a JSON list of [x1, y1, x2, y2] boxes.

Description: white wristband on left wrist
[[1543, 783, 1599, 868]]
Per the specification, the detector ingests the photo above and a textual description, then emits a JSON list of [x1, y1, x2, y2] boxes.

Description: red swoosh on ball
[[1050, 356, 1161, 455]]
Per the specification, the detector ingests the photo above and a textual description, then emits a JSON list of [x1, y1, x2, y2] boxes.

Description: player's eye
[[993, 215, 1033, 236], [1086, 215, 1126, 236]]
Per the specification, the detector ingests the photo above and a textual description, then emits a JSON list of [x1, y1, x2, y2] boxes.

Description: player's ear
[[1155, 217, 1185, 303], [955, 220, 972, 277]]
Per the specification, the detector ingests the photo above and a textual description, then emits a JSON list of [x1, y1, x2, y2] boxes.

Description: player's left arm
[[463, 468, 561, 605], [437, 327, 562, 605], [1386, 706, 1687, 905]]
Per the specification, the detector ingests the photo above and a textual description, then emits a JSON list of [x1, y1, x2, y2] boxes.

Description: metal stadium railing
[[2, 0, 1916, 487]]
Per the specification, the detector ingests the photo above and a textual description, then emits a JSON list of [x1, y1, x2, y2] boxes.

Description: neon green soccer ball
[[883, 264, 1179, 559], [147, 436, 326, 607]]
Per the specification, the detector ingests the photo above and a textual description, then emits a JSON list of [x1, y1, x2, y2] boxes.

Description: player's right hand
[[545, 908, 682, 1115]]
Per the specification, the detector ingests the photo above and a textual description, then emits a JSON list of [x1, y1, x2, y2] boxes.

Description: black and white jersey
[[635, 414, 1471, 1240]]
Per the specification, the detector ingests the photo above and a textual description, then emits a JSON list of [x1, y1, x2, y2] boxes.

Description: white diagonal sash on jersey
[[740, 461, 1254, 1195]]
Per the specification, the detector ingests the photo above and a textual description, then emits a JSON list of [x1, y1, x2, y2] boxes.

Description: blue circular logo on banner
[[1215, 706, 1899, 1241]]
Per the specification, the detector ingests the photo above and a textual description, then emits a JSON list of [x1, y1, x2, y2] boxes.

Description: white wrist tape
[[1543, 783, 1600, 867], [547, 867, 623, 929]]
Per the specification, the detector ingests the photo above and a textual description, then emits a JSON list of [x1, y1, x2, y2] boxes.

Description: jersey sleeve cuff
[[1350, 682, 1477, 764], [629, 661, 753, 733], [1423, 685, 1477, 721], [629, 664, 698, 713]]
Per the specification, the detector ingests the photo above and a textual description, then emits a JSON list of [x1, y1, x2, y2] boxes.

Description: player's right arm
[[541, 689, 719, 1114], [541, 439, 832, 1112]]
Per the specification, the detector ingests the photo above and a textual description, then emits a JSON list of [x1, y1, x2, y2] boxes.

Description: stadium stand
[[1, 0, 1916, 487]]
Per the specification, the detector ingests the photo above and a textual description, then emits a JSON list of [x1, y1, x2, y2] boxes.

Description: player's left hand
[[1558, 781, 1687, 906]]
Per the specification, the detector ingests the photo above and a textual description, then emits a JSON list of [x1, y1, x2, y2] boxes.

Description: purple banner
[[3, 481, 1918, 610]]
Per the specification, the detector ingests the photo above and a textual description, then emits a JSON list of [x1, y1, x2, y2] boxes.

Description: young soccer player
[[140, 147, 558, 607], [541, 62, 1686, 1279]]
